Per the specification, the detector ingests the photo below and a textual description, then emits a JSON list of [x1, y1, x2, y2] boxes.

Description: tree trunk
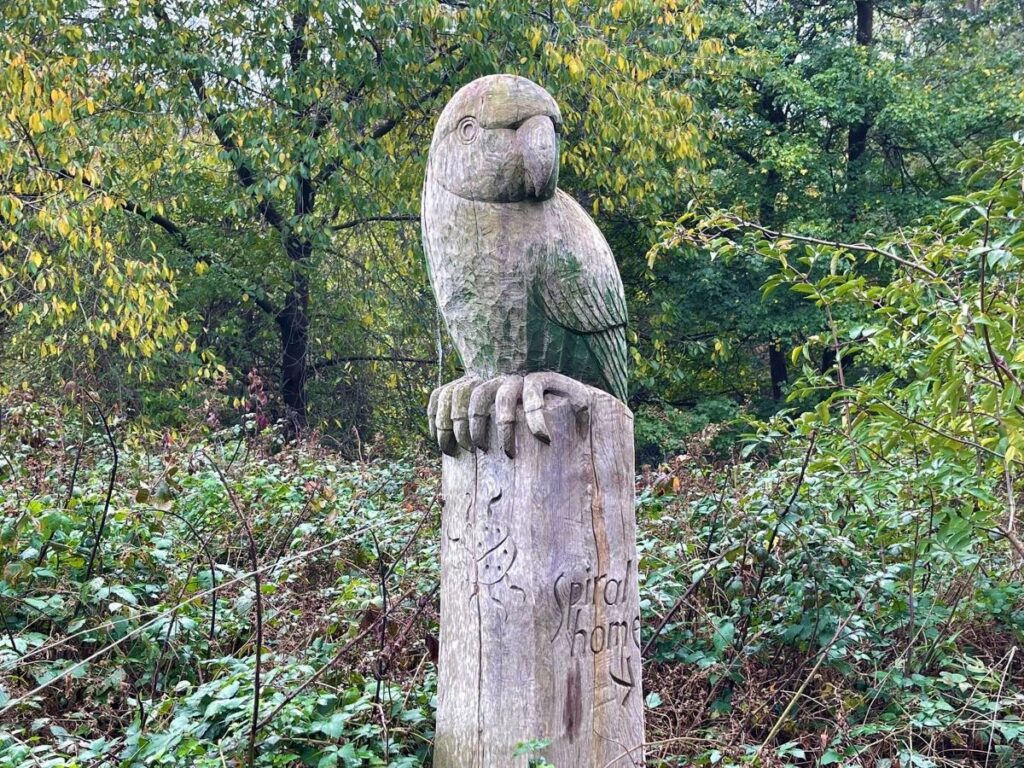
[[770, 341, 788, 400], [757, 89, 787, 227], [847, 0, 874, 187], [434, 387, 644, 767], [277, 262, 310, 430], [854, 0, 874, 48]]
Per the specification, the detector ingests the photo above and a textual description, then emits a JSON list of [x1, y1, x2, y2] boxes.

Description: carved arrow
[[608, 655, 635, 705]]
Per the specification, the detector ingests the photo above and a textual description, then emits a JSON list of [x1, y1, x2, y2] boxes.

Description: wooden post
[[422, 73, 642, 766], [434, 386, 645, 768]]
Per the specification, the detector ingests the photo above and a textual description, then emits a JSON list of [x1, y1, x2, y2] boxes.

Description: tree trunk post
[[434, 386, 645, 768]]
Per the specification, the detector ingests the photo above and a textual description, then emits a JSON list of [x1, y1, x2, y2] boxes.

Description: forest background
[[3, 1, 1024, 766]]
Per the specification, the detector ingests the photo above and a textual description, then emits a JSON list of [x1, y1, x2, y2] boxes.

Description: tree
[[0, 16, 189, 389], [681, 132, 1024, 556], [1, 0, 705, 431], [638, 0, 1024, 408]]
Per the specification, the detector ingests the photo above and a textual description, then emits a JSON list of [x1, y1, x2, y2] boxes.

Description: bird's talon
[[524, 405, 551, 443], [494, 376, 524, 458], [498, 420, 517, 459], [427, 389, 440, 443], [451, 376, 481, 451], [430, 371, 589, 457], [468, 377, 504, 451], [439, 430, 458, 456], [430, 375, 481, 455]]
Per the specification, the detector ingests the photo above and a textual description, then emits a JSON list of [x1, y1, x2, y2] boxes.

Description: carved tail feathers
[[535, 191, 629, 402]]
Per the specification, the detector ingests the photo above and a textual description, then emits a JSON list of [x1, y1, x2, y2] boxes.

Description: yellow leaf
[[528, 27, 542, 52], [567, 55, 584, 81]]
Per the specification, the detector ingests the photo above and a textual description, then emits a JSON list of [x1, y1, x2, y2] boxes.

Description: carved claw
[[494, 375, 524, 458], [429, 375, 483, 456], [434, 384, 457, 456], [468, 376, 509, 451], [431, 372, 591, 458], [451, 375, 481, 451], [427, 387, 440, 443], [522, 379, 551, 443], [522, 372, 591, 443]]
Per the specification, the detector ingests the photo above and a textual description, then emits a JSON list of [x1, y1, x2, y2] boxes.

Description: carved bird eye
[[457, 116, 479, 144]]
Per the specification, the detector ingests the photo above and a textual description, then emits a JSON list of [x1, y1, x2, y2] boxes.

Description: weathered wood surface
[[422, 73, 629, 410], [434, 386, 645, 768]]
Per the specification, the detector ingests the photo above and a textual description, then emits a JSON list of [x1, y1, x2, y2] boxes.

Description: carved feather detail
[[422, 74, 629, 402]]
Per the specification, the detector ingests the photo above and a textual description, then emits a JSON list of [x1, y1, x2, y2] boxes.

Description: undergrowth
[[1, 394, 1021, 767]]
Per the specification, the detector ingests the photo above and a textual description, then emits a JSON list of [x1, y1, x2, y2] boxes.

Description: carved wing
[[536, 191, 629, 401]]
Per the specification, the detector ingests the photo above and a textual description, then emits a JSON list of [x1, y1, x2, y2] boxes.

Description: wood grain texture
[[422, 74, 628, 402], [434, 386, 645, 767]]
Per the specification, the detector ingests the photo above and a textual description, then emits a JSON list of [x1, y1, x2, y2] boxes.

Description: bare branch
[[332, 213, 419, 231], [709, 213, 940, 280]]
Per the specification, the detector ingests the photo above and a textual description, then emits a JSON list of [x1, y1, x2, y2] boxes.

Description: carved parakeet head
[[427, 74, 563, 203]]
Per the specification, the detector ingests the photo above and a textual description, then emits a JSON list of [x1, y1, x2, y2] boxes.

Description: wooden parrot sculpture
[[422, 74, 628, 457]]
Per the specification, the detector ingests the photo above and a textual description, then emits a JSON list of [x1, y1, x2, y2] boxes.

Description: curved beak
[[516, 114, 559, 200]]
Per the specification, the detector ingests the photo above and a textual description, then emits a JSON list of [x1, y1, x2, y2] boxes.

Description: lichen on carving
[[423, 74, 629, 457]]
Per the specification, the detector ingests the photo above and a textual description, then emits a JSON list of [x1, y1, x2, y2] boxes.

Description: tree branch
[[153, 4, 289, 236], [315, 62, 467, 187], [708, 213, 940, 280], [26, 161, 279, 319], [313, 355, 435, 370], [332, 213, 420, 231], [15, 115, 195, 254]]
